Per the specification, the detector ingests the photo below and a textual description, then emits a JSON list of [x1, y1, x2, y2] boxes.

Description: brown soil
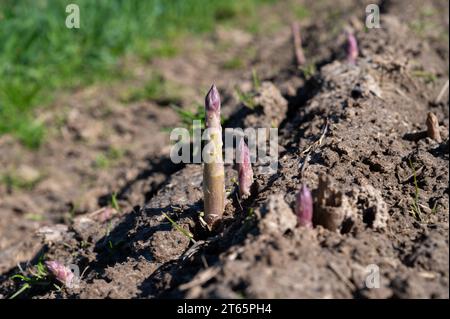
[[0, 0, 448, 299]]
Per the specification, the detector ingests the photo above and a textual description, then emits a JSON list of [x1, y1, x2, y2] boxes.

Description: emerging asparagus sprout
[[346, 31, 359, 65], [295, 184, 313, 228], [291, 21, 306, 66], [203, 84, 225, 229], [237, 138, 254, 198], [426, 112, 442, 143], [45, 261, 74, 286]]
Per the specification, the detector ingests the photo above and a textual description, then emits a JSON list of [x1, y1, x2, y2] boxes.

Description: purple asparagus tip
[[346, 31, 359, 65], [237, 139, 253, 198], [295, 184, 313, 228], [45, 261, 74, 286], [205, 84, 221, 113]]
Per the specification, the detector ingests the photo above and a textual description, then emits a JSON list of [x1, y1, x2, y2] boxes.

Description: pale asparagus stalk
[[237, 138, 254, 198], [295, 184, 313, 228], [291, 21, 306, 66], [203, 84, 225, 228], [45, 261, 74, 286], [346, 31, 358, 65]]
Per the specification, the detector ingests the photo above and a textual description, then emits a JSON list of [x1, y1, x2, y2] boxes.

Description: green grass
[[235, 88, 257, 109], [172, 104, 205, 129], [223, 57, 244, 70], [121, 74, 182, 104], [0, 0, 273, 148]]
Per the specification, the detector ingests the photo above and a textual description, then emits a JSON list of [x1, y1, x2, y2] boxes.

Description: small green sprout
[[9, 258, 49, 299], [9, 282, 31, 300], [431, 201, 438, 215], [299, 63, 316, 80], [162, 212, 196, 243], [172, 104, 205, 130], [107, 239, 124, 253], [246, 207, 255, 220], [110, 192, 120, 211], [243, 208, 256, 230], [409, 159, 422, 221], [252, 68, 261, 90], [235, 88, 257, 109]]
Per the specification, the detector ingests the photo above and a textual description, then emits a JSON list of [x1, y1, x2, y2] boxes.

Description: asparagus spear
[[203, 84, 225, 228]]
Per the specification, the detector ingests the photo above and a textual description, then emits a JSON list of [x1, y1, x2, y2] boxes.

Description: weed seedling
[[9, 258, 49, 299], [409, 159, 422, 221], [106, 239, 125, 254], [242, 207, 256, 231], [252, 68, 261, 90], [162, 212, 196, 244], [235, 88, 257, 109], [110, 192, 120, 212], [245, 207, 255, 222], [299, 63, 316, 80], [172, 104, 205, 130], [431, 201, 438, 215]]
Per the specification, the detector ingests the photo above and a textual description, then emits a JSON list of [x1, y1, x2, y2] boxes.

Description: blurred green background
[[0, 0, 272, 148]]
